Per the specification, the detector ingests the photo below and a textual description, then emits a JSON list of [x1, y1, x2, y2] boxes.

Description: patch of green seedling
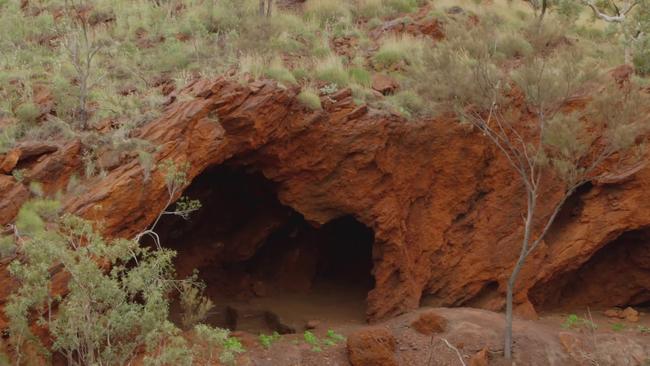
[[611, 323, 625, 332], [259, 331, 281, 349], [561, 314, 597, 330]]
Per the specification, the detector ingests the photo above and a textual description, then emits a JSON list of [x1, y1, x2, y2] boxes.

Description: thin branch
[[441, 338, 467, 366]]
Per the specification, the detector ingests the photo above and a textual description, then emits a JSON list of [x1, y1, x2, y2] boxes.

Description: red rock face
[[0, 78, 649, 327]]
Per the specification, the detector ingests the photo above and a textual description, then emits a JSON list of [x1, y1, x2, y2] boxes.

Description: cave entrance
[[529, 228, 650, 312], [153, 164, 375, 333]]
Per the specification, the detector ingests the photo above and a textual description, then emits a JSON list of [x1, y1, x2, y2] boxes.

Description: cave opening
[[150, 164, 375, 333], [529, 228, 650, 312]]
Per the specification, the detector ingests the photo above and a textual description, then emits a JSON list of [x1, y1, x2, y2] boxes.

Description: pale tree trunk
[[259, 0, 265, 16], [267, 0, 273, 17], [504, 190, 536, 359]]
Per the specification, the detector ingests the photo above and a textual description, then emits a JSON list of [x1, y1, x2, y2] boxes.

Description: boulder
[[347, 327, 398, 366], [411, 310, 447, 335]]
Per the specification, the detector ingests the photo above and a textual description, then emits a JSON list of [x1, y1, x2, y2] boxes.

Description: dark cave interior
[[150, 164, 375, 333]]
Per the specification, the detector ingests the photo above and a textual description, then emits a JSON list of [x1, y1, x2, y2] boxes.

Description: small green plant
[[561, 314, 597, 330], [11, 169, 25, 183], [373, 35, 423, 69], [319, 83, 339, 95], [0, 235, 15, 259], [326, 329, 345, 343], [322, 329, 346, 346], [638, 325, 650, 334], [14, 102, 40, 124], [179, 279, 214, 330], [611, 323, 625, 332], [193, 324, 245, 366], [258, 331, 281, 349], [303, 330, 322, 352], [297, 88, 322, 110], [315, 56, 349, 86]]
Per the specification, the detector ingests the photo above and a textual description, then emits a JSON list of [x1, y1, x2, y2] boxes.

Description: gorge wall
[[1, 78, 649, 327]]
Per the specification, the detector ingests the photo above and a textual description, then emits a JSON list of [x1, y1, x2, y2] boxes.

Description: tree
[[581, 0, 650, 65], [58, 0, 108, 129], [259, 0, 273, 17], [411, 20, 648, 359]]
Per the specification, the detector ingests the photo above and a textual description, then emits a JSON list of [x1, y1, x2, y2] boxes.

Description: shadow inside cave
[[145, 164, 375, 333], [530, 228, 650, 312]]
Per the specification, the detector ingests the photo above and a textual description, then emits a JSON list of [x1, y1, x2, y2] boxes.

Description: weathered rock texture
[[1, 78, 649, 327]]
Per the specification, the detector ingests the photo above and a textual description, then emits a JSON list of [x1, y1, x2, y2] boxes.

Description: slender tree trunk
[[504, 191, 536, 359], [624, 44, 633, 65], [267, 0, 272, 17], [259, 0, 265, 16]]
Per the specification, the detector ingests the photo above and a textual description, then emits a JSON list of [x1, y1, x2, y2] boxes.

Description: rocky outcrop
[[0, 77, 649, 327]]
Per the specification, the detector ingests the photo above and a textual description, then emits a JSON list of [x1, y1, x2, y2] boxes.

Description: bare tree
[[582, 0, 648, 64], [60, 0, 106, 129], [259, 0, 273, 17], [460, 53, 647, 359]]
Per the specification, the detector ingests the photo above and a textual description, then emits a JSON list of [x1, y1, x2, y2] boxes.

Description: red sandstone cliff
[[0, 77, 648, 327]]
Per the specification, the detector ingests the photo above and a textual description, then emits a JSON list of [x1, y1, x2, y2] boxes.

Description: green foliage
[[258, 332, 281, 349], [193, 324, 245, 365], [561, 314, 597, 330], [303, 330, 322, 352], [179, 279, 214, 330], [6, 205, 180, 365], [349, 67, 372, 87], [373, 35, 424, 69], [388, 90, 426, 118], [304, 0, 352, 25], [611, 323, 625, 332], [633, 37, 650, 76], [297, 88, 323, 110], [637, 325, 650, 334], [0, 235, 15, 259], [496, 32, 533, 58], [11, 169, 25, 183], [14, 102, 40, 124], [315, 56, 350, 86]]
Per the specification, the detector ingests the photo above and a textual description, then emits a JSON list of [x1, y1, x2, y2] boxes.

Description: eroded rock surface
[[1, 77, 649, 328]]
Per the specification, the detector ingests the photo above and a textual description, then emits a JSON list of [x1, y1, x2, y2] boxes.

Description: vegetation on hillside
[[1, 0, 649, 364]]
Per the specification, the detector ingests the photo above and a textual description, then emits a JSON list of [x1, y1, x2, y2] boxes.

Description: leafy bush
[[179, 280, 214, 330], [496, 32, 534, 58], [388, 90, 426, 118], [193, 324, 245, 365], [3, 199, 227, 366], [14, 102, 40, 124]]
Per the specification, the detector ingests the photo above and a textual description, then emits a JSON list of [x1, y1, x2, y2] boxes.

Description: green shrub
[[388, 90, 426, 118], [315, 56, 349, 86], [258, 332, 281, 349], [633, 38, 650, 76], [4, 199, 220, 366], [349, 66, 372, 87], [0, 235, 15, 258], [384, 0, 419, 13], [353, 0, 387, 19], [496, 33, 534, 59], [297, 88, 323, 110], [373, 35, 424, 69], [304, 0, 352, 25], [193, 324, 245, 365], [14, 102, 40, 124], [265, 59, 298, 85]]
